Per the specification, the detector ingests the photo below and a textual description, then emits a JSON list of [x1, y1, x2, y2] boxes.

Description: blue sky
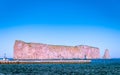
[[0, 0, 120, 58]]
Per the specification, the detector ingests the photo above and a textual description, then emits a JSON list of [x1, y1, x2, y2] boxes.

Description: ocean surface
[[0, 58, 120, 75]]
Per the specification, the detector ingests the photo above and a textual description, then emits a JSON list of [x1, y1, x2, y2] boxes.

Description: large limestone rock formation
[[103, 49, 110, 59], [14, 40, 100, 59]]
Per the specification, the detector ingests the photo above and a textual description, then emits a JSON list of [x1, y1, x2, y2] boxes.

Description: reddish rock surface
[[103, 49, 110, 59], [14, 40, 100, 59]]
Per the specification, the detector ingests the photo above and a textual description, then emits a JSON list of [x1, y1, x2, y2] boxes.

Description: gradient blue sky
[[0, 0, 120, 58]]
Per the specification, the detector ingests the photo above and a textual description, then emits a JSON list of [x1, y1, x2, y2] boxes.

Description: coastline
[[0, 59, 91, 64]]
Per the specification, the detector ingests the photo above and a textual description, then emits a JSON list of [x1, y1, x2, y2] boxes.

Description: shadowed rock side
[[103, 49, 110, 59], [14, 40, 100, 59]]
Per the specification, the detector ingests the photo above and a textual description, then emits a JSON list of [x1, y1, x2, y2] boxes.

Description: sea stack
[[14, 40, 101, 59], [103, 49, 110, 59]]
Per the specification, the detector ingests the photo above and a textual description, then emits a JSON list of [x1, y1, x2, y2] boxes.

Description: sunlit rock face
[[103, 49, 110, 59], [14, 40, 100, 59]]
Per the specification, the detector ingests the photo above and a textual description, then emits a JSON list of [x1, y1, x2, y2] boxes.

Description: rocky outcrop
[[103, 49, 110, 59], [14, 40, 100, 59]]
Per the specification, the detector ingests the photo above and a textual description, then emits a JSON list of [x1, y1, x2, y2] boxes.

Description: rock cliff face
[[14, 40, 100, 59], [103, 49, 110, 59]]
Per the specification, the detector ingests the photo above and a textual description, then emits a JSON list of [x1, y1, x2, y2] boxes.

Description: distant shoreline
[[0, 59, 91, 64]]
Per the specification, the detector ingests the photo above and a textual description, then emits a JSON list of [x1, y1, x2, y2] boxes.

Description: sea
[[0, 58, 120, 75]]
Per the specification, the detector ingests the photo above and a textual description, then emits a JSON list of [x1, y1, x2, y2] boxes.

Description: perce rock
[[14, 40, 101, 59]]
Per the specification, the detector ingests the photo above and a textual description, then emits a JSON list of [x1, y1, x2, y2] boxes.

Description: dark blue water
[[0, 59, 120, 75], [0, 58, 13, 61]]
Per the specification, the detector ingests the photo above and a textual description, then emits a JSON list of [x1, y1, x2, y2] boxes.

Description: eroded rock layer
[[14, 40, 100, 59]]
